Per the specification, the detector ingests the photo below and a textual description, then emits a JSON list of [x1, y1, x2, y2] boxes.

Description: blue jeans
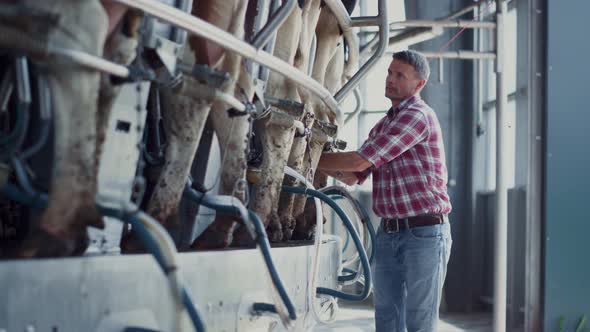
[[372, 219, 452, 332]]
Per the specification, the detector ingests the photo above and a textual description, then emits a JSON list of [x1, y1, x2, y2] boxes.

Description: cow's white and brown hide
[[281, 5, 347, 240], [274, 0, 324, 241], [15, 0, 109, 257], [293, 41, 345, 239], [190, 0, 257, 249], [228, 1, 308, 246]]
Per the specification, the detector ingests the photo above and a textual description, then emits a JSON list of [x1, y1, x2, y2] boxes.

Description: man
[[317, 50, 452, 332]]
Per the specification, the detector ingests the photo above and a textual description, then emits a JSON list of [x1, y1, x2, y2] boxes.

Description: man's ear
[[416, 79, 427, 92]]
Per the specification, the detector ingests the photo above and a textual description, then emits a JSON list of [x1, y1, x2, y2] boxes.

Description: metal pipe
[[322, 0, 359, 81], [493, 1, 508, 332], [361, 1, 491, 60], [247, 0, 270, 76], [251, 0, 296, 50], [389, 19, 496, 29], [447, 2, 484, 20], [259, 0, 280, 83], [250, 0, 270, 41], [334, 0, 388, 103], [48, 47, 130, 78], [418, 51, 496, 60], [351, 16, 380, 28], [113, 0, 343, 123], [343, 87, 363, 125], [170, 0, 193, 44]]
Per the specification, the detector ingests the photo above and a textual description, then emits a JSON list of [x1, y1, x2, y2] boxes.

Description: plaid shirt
[[356, 95, 452, 219]]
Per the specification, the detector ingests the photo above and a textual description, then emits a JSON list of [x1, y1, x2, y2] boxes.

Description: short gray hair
[[392, 50, 430, 81]]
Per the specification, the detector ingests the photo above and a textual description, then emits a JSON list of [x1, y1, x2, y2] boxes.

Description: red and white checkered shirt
[[356, 95, 452, 219]]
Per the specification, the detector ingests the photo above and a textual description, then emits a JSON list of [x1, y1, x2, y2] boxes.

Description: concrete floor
[[313, 304, 493, 332]]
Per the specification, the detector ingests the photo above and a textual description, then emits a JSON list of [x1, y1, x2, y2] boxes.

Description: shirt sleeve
[[357, 109, 429, 169], [354, 167, 373, 184]]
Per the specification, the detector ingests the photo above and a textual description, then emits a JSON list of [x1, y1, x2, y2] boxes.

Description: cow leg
[[193, 70, 253, 249], [143, 80, 213, 233], [16, 0, 108, 258], [290, 120, 332, 239], [191, 0, 252, 249], [232, 109, 298, 246], [229, 2, 308, 245], [275, 106, 313, 240], [274, 0, 323, 240], [294, 39, 346, 239], [278, 5, 343, 240]]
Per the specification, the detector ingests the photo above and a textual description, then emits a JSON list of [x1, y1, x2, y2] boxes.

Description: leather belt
[[381, 214, 445, 233]]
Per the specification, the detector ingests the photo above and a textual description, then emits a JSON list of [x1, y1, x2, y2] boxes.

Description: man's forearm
[[318, 151, 373, 172], [321, 170, 359, 186]]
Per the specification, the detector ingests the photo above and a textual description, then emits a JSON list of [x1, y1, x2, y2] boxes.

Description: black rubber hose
[[282, 186, 372, 302]]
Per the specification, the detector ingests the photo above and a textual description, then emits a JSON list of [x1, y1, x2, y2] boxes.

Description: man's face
[[385, 59, 426, 102]]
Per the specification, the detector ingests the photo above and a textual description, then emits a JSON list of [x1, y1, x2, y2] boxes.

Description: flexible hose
[[183, 184, 297, 323], [326, 194, 363, 269], [21, 74, 52, 160], [323, 187, 376, 283], [283, 166, 328, 326], [325, 195, 364, 286], [281, 186, 372, 302]]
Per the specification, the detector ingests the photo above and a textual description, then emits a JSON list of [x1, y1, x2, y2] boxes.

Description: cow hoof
[[291, 230, 307, 241], [282, 228, 294, 241], [230, 229, 256, 248], [120, 232, 147, 254], [191, 227, 233, 249], [13, 228, 88, 258], [268, 229, 283, 242], [279, 215, 296, 241], [267, 214, 283, 242]]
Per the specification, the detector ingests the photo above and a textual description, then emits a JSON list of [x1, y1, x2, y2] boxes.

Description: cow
[[5, 0, 112, 257], [279, 1, 356, 241], [294, 39, 347, 240], [145, 0, 250, 250], [220, 0, 323, 246], [113, 0, 254, 251]]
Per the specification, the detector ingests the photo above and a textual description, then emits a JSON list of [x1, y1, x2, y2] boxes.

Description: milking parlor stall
[[0, 0, 578, 331]]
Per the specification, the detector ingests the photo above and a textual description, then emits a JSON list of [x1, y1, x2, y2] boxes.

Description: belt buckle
[[384, 218, 400, 234]]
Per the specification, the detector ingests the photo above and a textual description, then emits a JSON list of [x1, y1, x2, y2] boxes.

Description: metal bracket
[[313, 120, 338, 138], [178, 63, 229, 89], [264, 95, 305, 118], [332, 139, 347, 150]]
